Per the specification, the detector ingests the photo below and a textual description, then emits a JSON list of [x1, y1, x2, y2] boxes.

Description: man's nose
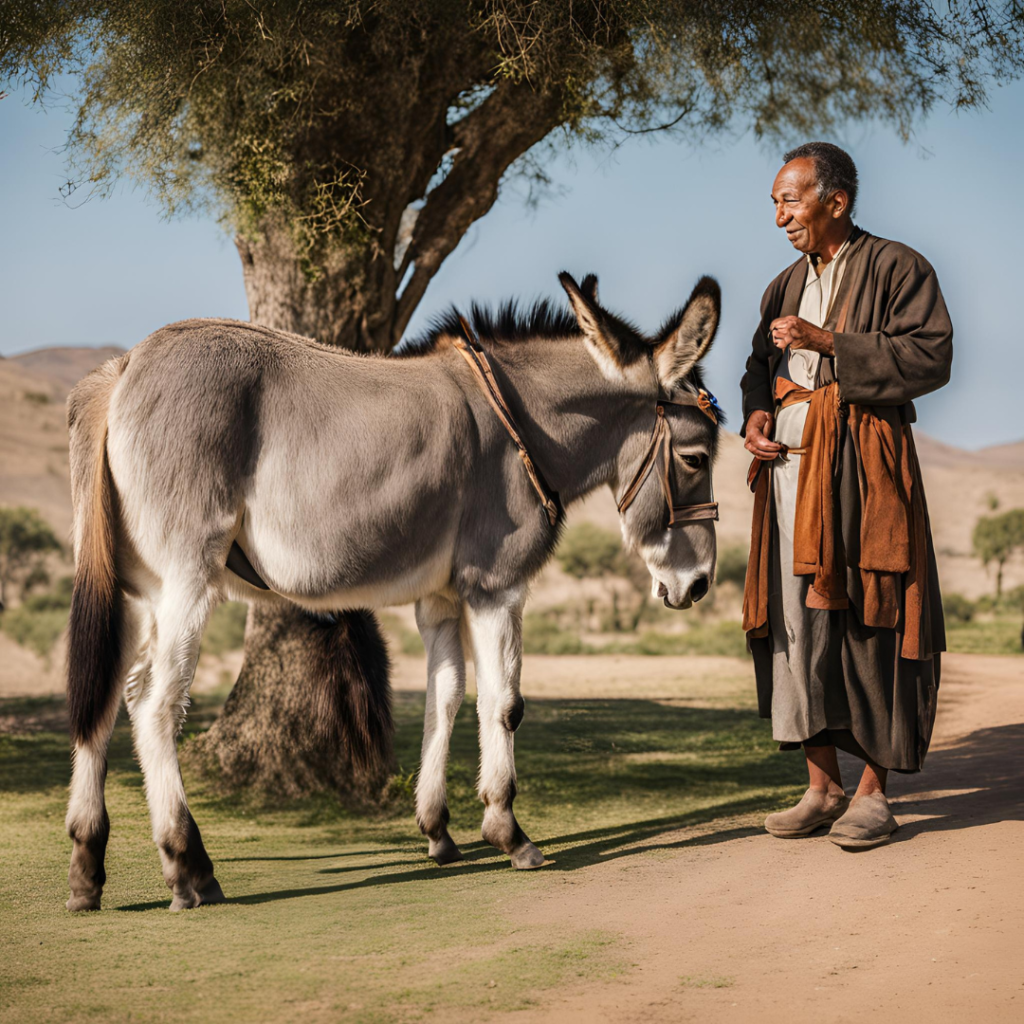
[[775, 204, 790, 228]]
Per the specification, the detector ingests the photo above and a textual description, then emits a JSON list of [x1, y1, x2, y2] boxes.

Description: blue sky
[[2, 79, 1022, 449]]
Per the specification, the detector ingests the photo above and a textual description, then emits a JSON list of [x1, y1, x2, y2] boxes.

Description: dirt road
[[480, 652, 1024, 1024]]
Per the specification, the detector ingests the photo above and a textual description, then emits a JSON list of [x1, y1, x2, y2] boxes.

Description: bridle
[[616, 391, 720, 526], [453, 314, 720, 530]]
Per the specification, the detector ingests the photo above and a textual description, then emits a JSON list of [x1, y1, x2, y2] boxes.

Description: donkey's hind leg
[[66, 600, 146, 911], [464, 593, 545, 869], [128, 578, 222, 911], [415, 592, 467, 865]]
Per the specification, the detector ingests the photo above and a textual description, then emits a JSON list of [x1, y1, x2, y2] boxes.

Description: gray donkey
[[64, 272, 722, 911]]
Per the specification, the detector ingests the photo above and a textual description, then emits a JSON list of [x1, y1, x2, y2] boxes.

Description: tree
[[5, 1, 1023, 795], [556, 523, 650, 632], [972, 508, 1024, 600], [0, 506, 62, 611]]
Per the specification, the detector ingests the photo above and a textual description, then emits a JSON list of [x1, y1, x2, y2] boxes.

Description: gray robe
[[741, 227, 953, 772]]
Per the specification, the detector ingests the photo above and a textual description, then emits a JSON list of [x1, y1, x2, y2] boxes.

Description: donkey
[[64, 272, 722, 911]]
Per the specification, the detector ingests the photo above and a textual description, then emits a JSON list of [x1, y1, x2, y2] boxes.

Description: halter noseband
[[616, 390, 720, 526]]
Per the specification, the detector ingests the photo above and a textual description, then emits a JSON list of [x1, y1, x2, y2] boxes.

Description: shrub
[[604, 621, 748, 658], [376, 612, 425, 655], [0, 506, 63, 608], [1, 605, 68, 658], [201, 602, 249, 656], [556, 523, 622, 579], [942, 592, 975, 624], [522, 612, 584, 655], [715, 544, 749, 587]]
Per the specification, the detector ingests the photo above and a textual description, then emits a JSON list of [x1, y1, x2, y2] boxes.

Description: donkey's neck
[[481, 338, 653, 508]]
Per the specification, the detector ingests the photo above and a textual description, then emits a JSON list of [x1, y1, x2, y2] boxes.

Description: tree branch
[[391, 77, 564, 343]]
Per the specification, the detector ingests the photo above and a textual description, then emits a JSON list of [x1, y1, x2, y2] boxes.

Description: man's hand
[[744, 410, 781, 462], [769, 316, 835, 355]]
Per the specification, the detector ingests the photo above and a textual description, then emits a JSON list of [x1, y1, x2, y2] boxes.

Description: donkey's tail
[[307, 609, 394, 780], [66, 356, 129, 745]]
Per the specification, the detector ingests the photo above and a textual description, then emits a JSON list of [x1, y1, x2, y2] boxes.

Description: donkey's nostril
[[691, 576, 710, 602]]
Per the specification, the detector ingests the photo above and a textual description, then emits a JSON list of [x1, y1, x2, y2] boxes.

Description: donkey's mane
[[398, 294, 724, 430], [400, 297, 646, 356]]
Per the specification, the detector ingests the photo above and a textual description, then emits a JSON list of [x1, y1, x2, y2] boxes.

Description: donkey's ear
[[654, 276, 721, 387], [559, 271, 626, 378]]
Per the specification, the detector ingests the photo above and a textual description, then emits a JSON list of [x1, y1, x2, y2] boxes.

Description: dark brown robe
[[740, 227, 953, 772]]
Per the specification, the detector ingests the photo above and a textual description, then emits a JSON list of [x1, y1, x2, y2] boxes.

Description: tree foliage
[[556, 522, 623, 579], [555, 523, 652, 631], [0, 506, 62, 609], [972, 507, 1024, 598], [4, 1, 1023, 349]]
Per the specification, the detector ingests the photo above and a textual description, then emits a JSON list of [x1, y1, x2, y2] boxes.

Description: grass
[[944, 617, 1023, 655], [0, 683, 804, 1024], [522, 614, 748, 658]]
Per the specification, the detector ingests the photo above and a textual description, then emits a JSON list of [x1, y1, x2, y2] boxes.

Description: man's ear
[[654, 276, 721, 387], [559, 271, 627, 378]]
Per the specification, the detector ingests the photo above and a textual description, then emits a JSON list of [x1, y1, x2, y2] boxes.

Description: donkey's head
[[560, 273, 722, 610]]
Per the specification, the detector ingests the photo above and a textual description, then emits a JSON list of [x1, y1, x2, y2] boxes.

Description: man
[[740, 142, 952, 849]]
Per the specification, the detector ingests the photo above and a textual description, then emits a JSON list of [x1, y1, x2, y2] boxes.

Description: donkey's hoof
[[510, 841, 546, 870], [66, 893, 102, 912], [169, 875, 225, 911], [197, 877, 226, 905], [428, 833, 464, 866], [169, 890, 201, 912]]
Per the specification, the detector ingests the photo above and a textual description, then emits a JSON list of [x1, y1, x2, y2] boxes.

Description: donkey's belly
[[236, 513, 456, 610]]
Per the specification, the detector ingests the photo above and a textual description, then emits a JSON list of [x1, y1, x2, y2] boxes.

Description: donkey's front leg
[[415, 593, 467, 866], [464, 594, 544, 869]]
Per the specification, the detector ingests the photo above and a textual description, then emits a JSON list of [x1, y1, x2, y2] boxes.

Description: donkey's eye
[[678, 453, 704, 470]]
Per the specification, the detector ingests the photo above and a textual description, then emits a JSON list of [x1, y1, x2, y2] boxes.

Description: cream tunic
[[769, 237, 850, 742]]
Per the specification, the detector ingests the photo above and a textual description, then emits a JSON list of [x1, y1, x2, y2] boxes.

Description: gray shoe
[[828, 792, 898, 849], [764, 788, 850, 838]]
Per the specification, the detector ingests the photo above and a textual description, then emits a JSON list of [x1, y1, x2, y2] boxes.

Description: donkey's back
[[104, 318, 472, 604]]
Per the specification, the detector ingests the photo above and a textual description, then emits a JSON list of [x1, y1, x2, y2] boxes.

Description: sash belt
[[742, 377, 931, 660]]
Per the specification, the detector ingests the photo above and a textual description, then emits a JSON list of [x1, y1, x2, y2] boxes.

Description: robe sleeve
[[740, 286, 778, 436], [832, 250, 953, 407]]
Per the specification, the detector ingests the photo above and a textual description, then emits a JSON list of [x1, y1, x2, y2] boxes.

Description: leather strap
[[617, 396, 720, 526], [453, 320, 560, 527]]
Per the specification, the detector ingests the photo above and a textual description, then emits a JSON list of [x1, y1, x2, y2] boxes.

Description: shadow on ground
[[5, 691, 1022, 911]]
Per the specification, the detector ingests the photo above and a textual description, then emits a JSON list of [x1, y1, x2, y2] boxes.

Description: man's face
[[771, 157, 842, 255]]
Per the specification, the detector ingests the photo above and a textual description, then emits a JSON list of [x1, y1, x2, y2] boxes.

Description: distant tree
[[972, 508, 1024, 600], [0, 506, 62, 610], [941, 591, 976, 624], [5, 0, 1024, 793], [556, 523, 650, 631], [557, 523, 622, 581], [714, 544, 750, 588]]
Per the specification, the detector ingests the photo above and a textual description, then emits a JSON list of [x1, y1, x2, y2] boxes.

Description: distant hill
[[915, 431, 1024, 470], [1, 344, 1023, 598], [973, 439, 1024, 470], [8, 346, 125, 398]]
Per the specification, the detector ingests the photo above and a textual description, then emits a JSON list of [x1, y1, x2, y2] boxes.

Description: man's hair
[[783, 141, 858, 215]]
